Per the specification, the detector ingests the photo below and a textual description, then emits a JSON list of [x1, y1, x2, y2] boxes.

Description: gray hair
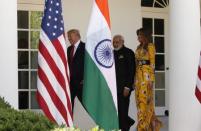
[[113, 34, 125, 43], [67, 29, 81, 38]]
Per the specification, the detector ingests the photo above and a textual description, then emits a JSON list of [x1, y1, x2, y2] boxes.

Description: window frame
[[17, 3, 43, 110]]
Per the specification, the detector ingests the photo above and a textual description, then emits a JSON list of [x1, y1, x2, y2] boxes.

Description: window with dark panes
[[142, 17, 166, 107], [155, 55, 165, 71], [155, 73, 165, 107], [141, 0, 169, 8], [154, 19, 164, 35], [154, 37, 164, 53], [142, 18, 153, 33], [17, 10, 43, 109], [141, 0, 153, 7]]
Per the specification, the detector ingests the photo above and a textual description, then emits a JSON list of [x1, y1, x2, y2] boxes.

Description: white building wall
[[169, 0, 201, 130], [0, 1, 18, 109]]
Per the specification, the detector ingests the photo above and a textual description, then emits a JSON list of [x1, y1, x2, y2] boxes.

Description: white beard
[[114, 46, 123, 51]]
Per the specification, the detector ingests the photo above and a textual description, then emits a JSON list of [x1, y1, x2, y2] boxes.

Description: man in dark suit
[[113, 35, 135, 131], [67, 29, 85, 109]]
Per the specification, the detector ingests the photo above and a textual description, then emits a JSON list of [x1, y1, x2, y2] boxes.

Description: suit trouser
[[70, 84, 83, 110], [117, 93, 132, 131]]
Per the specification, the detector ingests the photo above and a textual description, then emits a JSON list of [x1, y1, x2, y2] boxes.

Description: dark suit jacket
[[114, 46, 135, 94], [67, 41, 85, 102]]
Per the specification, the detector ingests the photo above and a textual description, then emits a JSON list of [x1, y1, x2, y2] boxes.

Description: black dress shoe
[[128, 117, 135, 127]]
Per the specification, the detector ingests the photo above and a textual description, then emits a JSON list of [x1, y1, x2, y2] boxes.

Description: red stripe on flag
[[195, 86, 201, 103], [198, 66, 201, 79], [51, 38, 73, 118], [52, 38, 70, 83], [196, 52, 201, 104], [38, 66, 69, 126], [36, 91, 56, 123], [39, 40, 67, 93]]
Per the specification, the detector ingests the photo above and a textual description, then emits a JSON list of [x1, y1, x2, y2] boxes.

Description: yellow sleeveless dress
[[135, 43, 162, 131]]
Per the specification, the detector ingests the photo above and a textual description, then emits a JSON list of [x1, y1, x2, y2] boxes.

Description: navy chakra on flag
[[94, 39, 113, 68]]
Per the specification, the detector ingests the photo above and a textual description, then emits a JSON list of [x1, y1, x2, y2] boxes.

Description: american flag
[[37, 0, 73, 126], [196, 52, 201, 103]]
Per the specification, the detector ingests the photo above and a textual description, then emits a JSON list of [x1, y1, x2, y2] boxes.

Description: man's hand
[[123, 87, 130, 97]]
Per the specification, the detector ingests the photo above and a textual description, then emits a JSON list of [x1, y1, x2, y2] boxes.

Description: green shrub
[[0, 96, 57, 131], [0, 97, 11, 109]]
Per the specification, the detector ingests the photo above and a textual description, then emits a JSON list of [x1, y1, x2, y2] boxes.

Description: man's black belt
[[137, 60, 150, 65]]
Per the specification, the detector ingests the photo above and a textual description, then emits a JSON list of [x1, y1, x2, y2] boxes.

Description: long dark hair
[[136, 28, 152, 51]]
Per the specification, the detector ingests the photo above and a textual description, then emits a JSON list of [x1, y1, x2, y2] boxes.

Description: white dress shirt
[[73, 40, 80, 55]]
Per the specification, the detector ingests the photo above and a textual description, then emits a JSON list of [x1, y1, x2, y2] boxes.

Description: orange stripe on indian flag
[[95, 0, 111, 29]]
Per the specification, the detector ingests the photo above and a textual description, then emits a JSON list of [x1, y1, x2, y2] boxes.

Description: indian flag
[[83, 0, 119, 130]]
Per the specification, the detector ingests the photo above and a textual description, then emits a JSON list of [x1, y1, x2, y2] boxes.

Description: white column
[[0, 1, 18, 109], [169, 0, 201, 131]]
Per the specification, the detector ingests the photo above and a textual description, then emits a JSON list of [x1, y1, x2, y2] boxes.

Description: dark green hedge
[[0, 97, 57, 131], [0, 97, 11, 109]]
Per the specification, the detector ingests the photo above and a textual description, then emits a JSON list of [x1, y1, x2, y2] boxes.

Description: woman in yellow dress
[[135, 28, 162, 131]]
